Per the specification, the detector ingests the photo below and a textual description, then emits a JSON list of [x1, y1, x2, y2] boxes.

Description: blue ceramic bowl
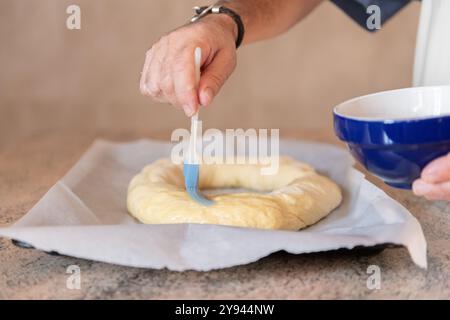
[[334, 86, 450, 189]]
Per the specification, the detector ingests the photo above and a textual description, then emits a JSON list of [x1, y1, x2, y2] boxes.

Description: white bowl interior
[[334, 86, 450, 121]]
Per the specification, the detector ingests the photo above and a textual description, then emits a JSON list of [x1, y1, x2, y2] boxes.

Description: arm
[[221, 0, 324, 44], [140, 0, 323, 116]]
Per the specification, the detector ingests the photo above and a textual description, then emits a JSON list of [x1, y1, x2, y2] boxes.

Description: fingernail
[[200, 87, 214, 106], [412, 179, 431, 196], [183, 104, 194, 117]]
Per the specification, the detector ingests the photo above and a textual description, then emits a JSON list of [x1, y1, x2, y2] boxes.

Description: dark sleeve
[[330, 0, 412, 31]]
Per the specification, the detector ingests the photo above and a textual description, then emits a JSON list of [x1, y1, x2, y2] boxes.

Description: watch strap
[[191, 5, 245, 49]]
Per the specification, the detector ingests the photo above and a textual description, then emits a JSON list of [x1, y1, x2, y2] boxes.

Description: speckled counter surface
[[0, 130, 449, 299]]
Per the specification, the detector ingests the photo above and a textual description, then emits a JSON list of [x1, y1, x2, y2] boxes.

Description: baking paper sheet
[[0, 139, 427, 270]]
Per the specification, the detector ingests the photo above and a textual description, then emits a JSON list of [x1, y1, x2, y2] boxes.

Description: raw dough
[[127, 156, 342, 230]]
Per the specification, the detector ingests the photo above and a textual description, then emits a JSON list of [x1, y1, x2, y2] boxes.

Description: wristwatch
[[190, 4, 245, 49]]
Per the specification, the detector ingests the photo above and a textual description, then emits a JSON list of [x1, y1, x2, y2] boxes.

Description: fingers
[[140, 39, 169, 103], [140, 39, 203, 116], [413, 179, 450, 201], [139, 20, 237, 116], [420, 153, 450, 183], [172, 46, 203, 117], [198, 49, 237, 107], [140, 42, 234, 116], [413, 153, 450, 201], [140, 49, 156, 97]]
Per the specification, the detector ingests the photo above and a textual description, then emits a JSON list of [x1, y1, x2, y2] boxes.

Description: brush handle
[[194, 47, 202, 90], [187, 47, 202, 164]]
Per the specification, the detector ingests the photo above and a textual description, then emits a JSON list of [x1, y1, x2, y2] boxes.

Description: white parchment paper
[[0, 139, 427, 270]]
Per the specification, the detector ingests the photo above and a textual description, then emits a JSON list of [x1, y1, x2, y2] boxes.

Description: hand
[[412, 152, 450, 201], [140, 15, 238, 117]]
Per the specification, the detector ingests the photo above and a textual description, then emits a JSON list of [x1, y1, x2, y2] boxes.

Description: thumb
[[198, 49, 236, 107]]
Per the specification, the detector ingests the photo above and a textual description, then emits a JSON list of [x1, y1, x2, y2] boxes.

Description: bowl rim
[[333, 85, 450, 122]]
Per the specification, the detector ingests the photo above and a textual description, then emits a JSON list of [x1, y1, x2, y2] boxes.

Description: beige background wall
[[0, 0, 420, 147]]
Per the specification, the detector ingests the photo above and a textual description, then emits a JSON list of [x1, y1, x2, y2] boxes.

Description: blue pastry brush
[[183, 47, 214, 206]]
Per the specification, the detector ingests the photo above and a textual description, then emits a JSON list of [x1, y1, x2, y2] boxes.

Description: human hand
[[412, 152, 450, 201], [140, 15, 237, 116]]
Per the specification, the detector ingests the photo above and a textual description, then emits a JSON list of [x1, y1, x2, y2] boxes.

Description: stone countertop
[[0, 130, 449, 299]]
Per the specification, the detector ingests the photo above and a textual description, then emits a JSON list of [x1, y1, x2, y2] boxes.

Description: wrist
[[201, 13, 238, 44], [190, 4, 244, 48]]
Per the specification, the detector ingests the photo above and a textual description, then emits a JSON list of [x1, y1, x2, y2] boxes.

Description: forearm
[[217, 0, 324, 44]]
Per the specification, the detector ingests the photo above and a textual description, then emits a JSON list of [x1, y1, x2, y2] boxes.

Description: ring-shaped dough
[[127, 156, 342, 230]]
